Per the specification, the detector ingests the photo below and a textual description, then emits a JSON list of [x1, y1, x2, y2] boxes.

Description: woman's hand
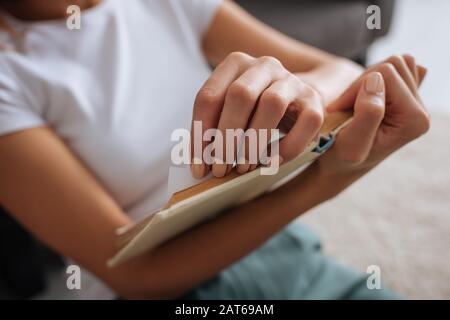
[[190, 52, 324, 178], [316, 55, 430, 189]]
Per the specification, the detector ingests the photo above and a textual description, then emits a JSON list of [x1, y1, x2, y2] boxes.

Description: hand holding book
[[109, 56, 430, 272]]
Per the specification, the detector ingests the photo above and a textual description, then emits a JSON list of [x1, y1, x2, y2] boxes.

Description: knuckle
[[304, 107, 324, 129], [363, 100, 385, 119], [414, 109, 431, 136], [310, 87, 324, 103], [403, 53, 415, 63], [261, 91, 288, 116], [286, 73, 302, 85], [258, 55, 283, 68], [388, 54, 403, 65], [227, 81, 258, 107], [302, 83, 319, 99], [227, 51, 253, 64], [195, 87, 221, 108], [377, 62, 397, 78], [396, 108, 431, 141]]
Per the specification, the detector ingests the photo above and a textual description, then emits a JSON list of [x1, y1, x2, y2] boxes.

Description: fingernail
[[212, 162, 227, 178], [365, 72, 384, 95], [191, 163, 205, 179], [236, 163, 250, 174]]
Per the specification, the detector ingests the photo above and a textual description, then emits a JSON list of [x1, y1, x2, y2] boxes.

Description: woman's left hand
[[316, 54, 429, 189]]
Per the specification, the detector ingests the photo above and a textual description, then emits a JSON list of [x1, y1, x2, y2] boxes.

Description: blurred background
[[368, 0, 450, 114], [1, 0, 449, 299]]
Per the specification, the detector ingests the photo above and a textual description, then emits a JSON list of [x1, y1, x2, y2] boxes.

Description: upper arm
[[0, 127, 134, 293], [202, 0, 338, 70]]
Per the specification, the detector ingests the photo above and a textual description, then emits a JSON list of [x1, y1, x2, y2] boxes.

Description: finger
[[384, 55, 418, 96], [328, 54, 418, 113], [328, 58, 420, 114], [378, 62, 429, 127], [190, 52, 253, 178], [417, 65, 428, 86], [403, 54, 419, 85], [236, 75, 300, 174], [278, 87, 324, 163], [326, 59, 388, 113], [212, 56, 287, 177], [415, 64, 428, 110], [401, 54, 424, 102], [334, 72, 385, 164]]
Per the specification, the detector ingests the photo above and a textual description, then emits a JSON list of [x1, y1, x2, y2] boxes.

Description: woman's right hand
[[316, 55, 430, 186], [190, 52, 324, 179]]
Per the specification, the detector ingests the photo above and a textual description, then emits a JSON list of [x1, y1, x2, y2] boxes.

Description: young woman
[[0, 0, 429, 299]]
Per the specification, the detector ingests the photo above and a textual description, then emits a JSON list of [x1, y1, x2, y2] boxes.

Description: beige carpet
[[300, 112, 450, 299]]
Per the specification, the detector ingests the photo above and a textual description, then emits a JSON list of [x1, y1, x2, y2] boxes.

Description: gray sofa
[[235, 0, 395, 64]]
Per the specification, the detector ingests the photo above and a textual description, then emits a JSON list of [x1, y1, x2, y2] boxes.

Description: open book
[[107, 111, 352, 267]]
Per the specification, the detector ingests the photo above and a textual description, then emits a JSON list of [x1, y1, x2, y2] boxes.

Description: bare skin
[[0, 0, 429, 299]]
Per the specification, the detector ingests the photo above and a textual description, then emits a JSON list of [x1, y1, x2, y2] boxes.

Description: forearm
[[127, 163, 337, 299], [204, 1, 363, 107]]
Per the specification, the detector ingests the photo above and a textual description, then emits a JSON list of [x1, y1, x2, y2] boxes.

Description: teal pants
[[181, 223, 399, 300]]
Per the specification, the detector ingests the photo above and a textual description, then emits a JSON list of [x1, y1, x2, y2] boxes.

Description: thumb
[[333, 72, 385, 164]]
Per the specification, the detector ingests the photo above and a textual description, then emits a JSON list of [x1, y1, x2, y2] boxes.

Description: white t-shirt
[[0, 0, 221, 299]]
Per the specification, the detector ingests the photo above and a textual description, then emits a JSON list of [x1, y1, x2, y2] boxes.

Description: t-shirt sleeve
[[0, 69, 45, 137], [172, 0, 223, 41]]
